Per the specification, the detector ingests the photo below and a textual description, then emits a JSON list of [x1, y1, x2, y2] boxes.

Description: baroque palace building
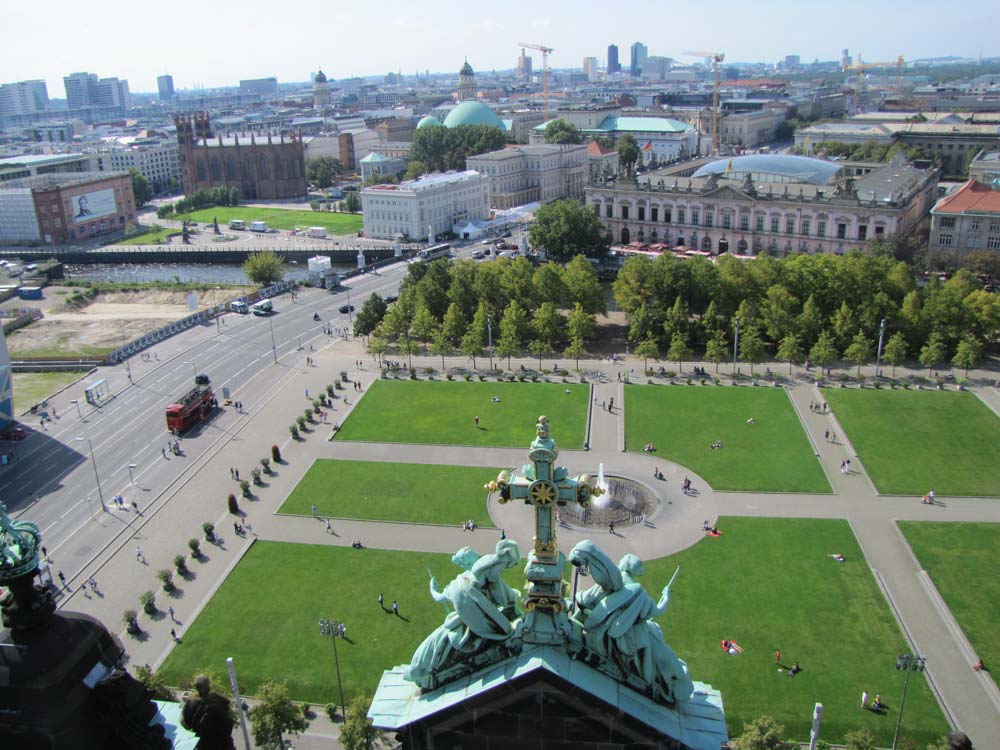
[[585, 153, 938, 255], [174, 112, 306, 200]]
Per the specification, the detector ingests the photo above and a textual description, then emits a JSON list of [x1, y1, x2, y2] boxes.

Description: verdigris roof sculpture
[[402, 416, 693, 705]]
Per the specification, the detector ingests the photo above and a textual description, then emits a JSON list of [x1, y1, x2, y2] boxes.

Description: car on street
[[339, 304, 355, 314], [382, 295, 398, 304]]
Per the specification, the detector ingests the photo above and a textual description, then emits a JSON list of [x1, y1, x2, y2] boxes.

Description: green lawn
[[625, 385, 829, 492], [823, 389, 1000, 496], [160, 519, 946, 745], [112, 228, 179, 245], [12, 371, 86, 412], [336, 379, 589, 448], [898, 521, 1000, 675], [176, 206, 363, 235], [278, 459, 498, 527]]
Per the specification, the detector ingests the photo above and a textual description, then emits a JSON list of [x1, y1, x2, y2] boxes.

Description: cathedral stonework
[[175, 112, 307, 200]]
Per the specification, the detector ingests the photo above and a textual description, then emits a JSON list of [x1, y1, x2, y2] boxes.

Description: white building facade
[[466, 144, 587, 209], [98, 140, 180, 194], [362, 170, 490, 240]]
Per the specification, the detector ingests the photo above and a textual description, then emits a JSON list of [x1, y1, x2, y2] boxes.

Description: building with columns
[[313, 70, 331, 109], [456, 60, 477, 102], [466, 144, 586, 209], [585, 154, 937, 255], [362, 170, 490, 240]]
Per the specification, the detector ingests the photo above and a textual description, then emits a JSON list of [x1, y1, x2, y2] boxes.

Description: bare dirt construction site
[[2, 286, 239, 356]]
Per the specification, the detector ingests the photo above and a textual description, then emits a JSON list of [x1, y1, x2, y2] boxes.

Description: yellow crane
[[683, 51, 725, 156], [845, 55, 905, 111], [519, 41, 554, 120]]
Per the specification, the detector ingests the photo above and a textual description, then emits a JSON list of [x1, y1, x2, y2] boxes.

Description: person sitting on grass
[[829, 553, 845, 562], [787, 661, 802, 677], [710, 440, 723, 450], [746, 417, 756, 424]]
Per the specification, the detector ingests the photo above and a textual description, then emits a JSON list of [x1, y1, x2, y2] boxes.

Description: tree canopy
[[305, 156, 344, 189], [542, 119, 583, 145], [529, 199, 611, 262], [129, 169, 151, 205], [411, 124, 509, 172], [243, 250, 285, 286]]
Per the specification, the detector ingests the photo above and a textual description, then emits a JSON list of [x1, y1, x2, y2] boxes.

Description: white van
[[228, 219, 247, 230], [249, 221, 269, 233], [252, 298, 273, 315], [230, 300, 249, 314], [308, 227, 327, 238]]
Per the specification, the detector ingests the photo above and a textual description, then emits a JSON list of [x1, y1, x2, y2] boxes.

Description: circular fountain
[[560, 463, 660, 528]]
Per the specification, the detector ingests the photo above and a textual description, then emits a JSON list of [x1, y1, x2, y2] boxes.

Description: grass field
[[898, 521, 1000, 675], [12, 371, 86, 412], [336, 379, 589, 448], [175, 206, 363, 235], [624, 385, 829, 493], [160, 519, 946, 745], [112, 228, 179, 245], [278, 459, 498, 527], [822, 389, 1000, 496]]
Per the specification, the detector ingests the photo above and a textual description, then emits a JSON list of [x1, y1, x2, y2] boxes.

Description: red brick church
[[175, 112, 307, 200]]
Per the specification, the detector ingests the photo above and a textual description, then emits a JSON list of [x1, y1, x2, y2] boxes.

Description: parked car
[[339, 304, 355, 314]]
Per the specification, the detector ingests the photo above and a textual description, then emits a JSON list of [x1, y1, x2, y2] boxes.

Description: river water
[[63, 261, 355, 285]]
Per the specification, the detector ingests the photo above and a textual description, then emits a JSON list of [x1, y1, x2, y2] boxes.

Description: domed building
[[416, 114, 442, 130], [442, 100, 505, 130], [585, 152, 938, 256], [313, 69, 331, 109], [456, 60, 477, 102]]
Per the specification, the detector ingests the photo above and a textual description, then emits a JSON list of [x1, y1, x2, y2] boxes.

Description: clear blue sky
[[2, 0, 996, 95]]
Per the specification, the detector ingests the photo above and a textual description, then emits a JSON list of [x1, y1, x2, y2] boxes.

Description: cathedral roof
[[314, 69, 327, 84], [460, 61, 474, 76], [442, 100, 505, 130]]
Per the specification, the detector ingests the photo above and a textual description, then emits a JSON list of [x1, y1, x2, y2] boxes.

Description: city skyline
[[2, 0, 998, 96]]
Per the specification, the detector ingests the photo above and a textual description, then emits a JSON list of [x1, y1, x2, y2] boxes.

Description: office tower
[[157, 74, 175, 101], [607, 44, 620, 75], [630, 42, 648, 77], [0, 80, 49, 116], [518, 50, 533, 81], [63, 72, 129, 110]]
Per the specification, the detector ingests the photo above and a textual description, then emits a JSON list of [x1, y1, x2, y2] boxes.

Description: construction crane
[[682, 51, 725, 156], [845, 55, 904, 111], [519, 42, 554, 120]]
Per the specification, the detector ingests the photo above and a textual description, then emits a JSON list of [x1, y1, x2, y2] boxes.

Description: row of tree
[[354, 255, 608, 368], [613, 251, 998, 375], [730, 714, 971, 750], [792, 141, 933, 164], [305, 156, 345, 189], [157, 186, 240, 218]]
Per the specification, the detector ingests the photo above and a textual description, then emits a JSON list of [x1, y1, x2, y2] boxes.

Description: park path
[[41, 328, 1000, 747]]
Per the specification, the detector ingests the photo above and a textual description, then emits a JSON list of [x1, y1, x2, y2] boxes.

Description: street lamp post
[[318, 618, 347, 721], [225, 658, 253, 750], [875, 318, 887, 378], [127, 462, 138, 485], [70, 399, 83, 420], [267, 314, 278, 363], [182, 361, 197, 377], [487, 317, 493, 371], [892, 653, 927, 750], [120, 328, 132, 383], [74, 436, 107, 513], [732, 316, 740, 374]]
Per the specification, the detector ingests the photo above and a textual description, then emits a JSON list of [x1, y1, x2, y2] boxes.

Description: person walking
[[378, 593, 384, 609], [311, 504, 318, 517], [169, 605, 175, 621], [89, 577, 98, 593], [474, 415, 479, 428], [824, 429, 830, 442], [162, 447, 168, 459], [608, 521, 615, 535], [136, 546, 145, 563], [861, 690, 868, 709], [57, 571, 66, 587], [170, 628, 178, 642], [775, 649, 781, 665], [234, 469, 240, 481], [325, 518, 332, 534], [392, 600, 399, 616]]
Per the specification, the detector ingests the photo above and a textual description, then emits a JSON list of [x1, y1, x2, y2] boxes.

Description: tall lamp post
[[266, 314, 278, 363], [318, 618, 346, 721], [182, 360, 197, 377], [732, 316, 740, 374], [74, 436, 107, 513], [892, 653, 927, 749], [70, 399, 83, 420], [874, 318, 887, 378], [487, 317, 493, 371], [127, 462, 138, 485]]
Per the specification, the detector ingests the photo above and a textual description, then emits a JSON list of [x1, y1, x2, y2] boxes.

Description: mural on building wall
[[71, 188, 115, 223]]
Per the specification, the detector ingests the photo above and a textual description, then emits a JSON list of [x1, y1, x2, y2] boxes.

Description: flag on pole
[[724, 159, 734, 175], [642, 141, 653, 152]]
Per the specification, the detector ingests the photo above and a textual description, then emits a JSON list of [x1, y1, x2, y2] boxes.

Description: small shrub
[[579, 376, 586, 383], [124, 609, 140, 634], [156, 569, 174, 592], [409, 368, 417, 379], [340, 370, 349, 382], [446, 373, 454, 381], [289, 424, 299, 438], [188, 538, 201, 557], [296, 415, 306, 429], [478, 374, 486, 381], [665, 371, 676, 378], [714, 377, 720, 385], [325, 384, 335, 396], [251, 467, 262, 484], [335, 380, 344, 390], [174, 555, 188, 574], [240, 479, 251, 497], [301, 703, 311, 718], [325, 703, 337, 721], [312, 399, 322, 411], [464, 374, 472, 381], [139, 590, 156, 615], [271, 444, 281, 462], [228, 493, 240, 514], [260, 457, 271, 473], [686, 378, 693, 385], [202, 522, 215, 542]]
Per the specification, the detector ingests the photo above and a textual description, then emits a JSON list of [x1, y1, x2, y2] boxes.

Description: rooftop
[[693, 154, 843, 185], [0, 171, 129, 191], [932, 179, 1000, 215], [0, 153, 88, 167], [364, 170, 482, 193], [589, 116, 692, 134]]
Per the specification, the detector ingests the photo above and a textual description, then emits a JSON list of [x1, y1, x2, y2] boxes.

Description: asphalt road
[[4, 261, 415, 579]]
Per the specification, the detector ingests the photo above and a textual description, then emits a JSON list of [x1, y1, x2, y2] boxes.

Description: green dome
[[416, 115, 442, 129], [442, 100, 504, 130]]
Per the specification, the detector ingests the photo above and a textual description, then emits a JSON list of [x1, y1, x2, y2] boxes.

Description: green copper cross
[[490, 416, 601, 642]]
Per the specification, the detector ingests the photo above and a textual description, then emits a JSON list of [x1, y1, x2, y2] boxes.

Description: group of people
[[721, 639, 744, 655], [462, 519, 477, 531], [351, 540, 365, 549], [809, 401, 829, 413], [653, 467, 665, 480], [681, 477, 693, 495], [233, 521, 251, 536], [710, 440, 723, 450], [642, 443, 657, 453], [921, 490, 936, 504], [702, 520, 721, 536], [861, 691, 885, 712]]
